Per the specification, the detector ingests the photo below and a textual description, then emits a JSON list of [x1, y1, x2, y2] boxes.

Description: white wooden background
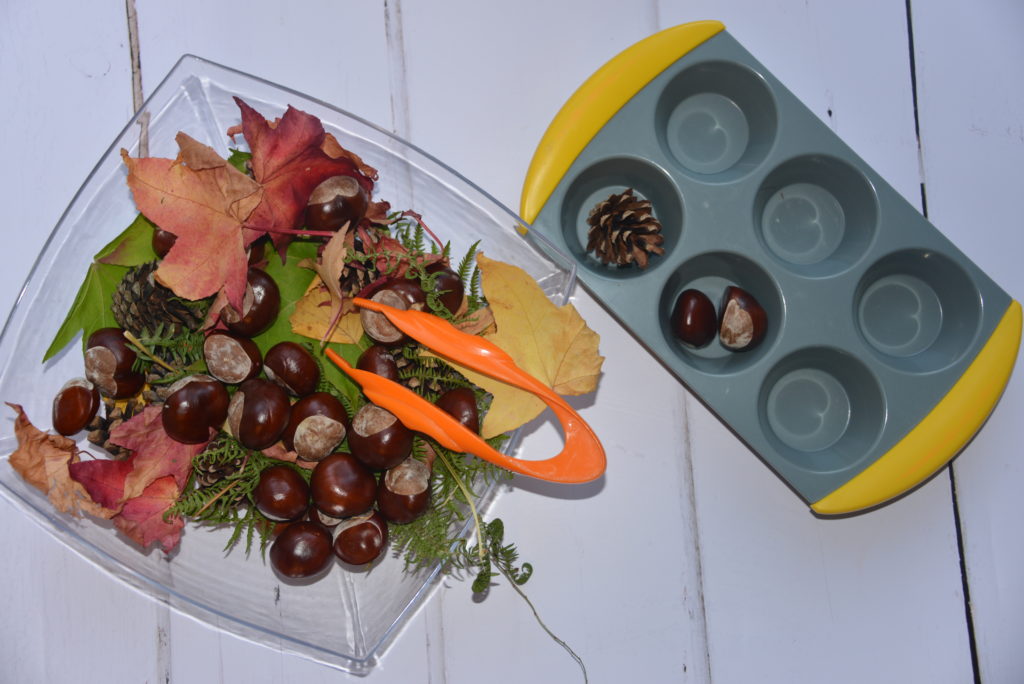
[[1, 2, 1021, 682]]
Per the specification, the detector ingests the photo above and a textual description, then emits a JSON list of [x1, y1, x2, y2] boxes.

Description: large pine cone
[[112, 262, 205, 339], [586, 188, 665, 269]]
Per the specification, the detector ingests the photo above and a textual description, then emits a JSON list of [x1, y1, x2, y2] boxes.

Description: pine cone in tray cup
[[112, 262, 205, 341], [585, 188, 665, 269]]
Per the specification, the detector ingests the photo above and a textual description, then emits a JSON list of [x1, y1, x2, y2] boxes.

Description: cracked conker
[[270, 521, 333, 579], [223, 268, 281, 337], [310, 452, 376, 518], [377, 457, 431, 524], [356, 345, 400, 382], [719, 286, 767, 351], [203, 331, 262, 384], [348, 403, 413, 470], [227, 378, 291, 449], [254, 464, 310, 522], [162, 375, 230, 444], [52, 378, 101, 436], [435, 387, 479, 434], [671, 289, 717, 349], [281, 392, 349, 461], [263, 341, 320, 397], [305, 175, 369, 232], [333, 510, 388, 566]]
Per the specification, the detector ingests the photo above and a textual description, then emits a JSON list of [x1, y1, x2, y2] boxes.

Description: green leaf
[[43, 261, 128, 361], [95, 213, 159, 266], [227, 149, 252, 174]]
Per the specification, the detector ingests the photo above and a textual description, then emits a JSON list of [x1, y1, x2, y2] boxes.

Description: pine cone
[[87, 397, 142, 458], [585, 188, 665, 269], [112, 262, 205, 340]]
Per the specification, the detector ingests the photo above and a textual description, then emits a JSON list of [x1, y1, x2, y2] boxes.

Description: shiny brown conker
[[671, 289, 717, 349], [84, 327, 142, 398], [377, 457, 431, 524], [305, 175, 369, 232], [151, 228, 177, 258], [52, 378, 101, 436], [435, 387, 480, 434], [281, 392, 349, 461], [269, 521, 333, 579], [203, 331, 262, 384], [426, 263, 465, 315], [263, 341, 320, 397], [223, 268, 281, 337], [381, 277, 427, 311], [227, 378, 291, 449], [719, 286, 768, 351], [161, 375, 230, 444], [254, 464, 310, 522], [348, 404, 413, 470], [332, 510, 389, 566], [356, 345, 400, 382], [310, 452, 376, 518]]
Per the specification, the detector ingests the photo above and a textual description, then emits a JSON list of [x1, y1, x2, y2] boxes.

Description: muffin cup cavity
[[754, 155, 878, 277], [759, 347, 885, 473], [659, 252, 783, 374], [855, 249, 982, 373], [559, 157, 683, 278], [655, 61, 777, 181]]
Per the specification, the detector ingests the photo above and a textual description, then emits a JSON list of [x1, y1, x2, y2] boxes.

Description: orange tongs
[[325, 297, 606, 484]]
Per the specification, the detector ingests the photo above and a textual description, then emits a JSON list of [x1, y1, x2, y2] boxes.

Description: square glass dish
[[0, 55, 577, 673]]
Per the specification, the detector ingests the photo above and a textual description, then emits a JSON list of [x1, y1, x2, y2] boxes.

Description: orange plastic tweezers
[[325, 297, 605, 484]]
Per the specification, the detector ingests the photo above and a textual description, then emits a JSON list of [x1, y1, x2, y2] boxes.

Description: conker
[[227, 378, 291, 449], [310, 452, 376, 518], [719, 286, 767, 351], [671, 289, 717, 349], [305, 175, 369, 232], [223, 268, 281, 337], [356, 345, 400, 382], [377, 457, 431, 524], [152, 228, 177, 258], [435, 387, 479, 434], [254, 464, 310, 522], [426, 263, 465, 315], [203, 331, 262, 384], [359, 289, 408, 345], [264, 341, 320, 397], [85, 327, 143, 398], [269, 521, 333, 579], [52, 378, 100, 436], [348, 403, 413, 470], [282, 392, 349, 461], [333, 510, 389, 566], [162, 375, 230, 444], [381, 277, 426, 311]]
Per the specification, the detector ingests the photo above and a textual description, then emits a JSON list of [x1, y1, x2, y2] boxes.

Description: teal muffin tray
[[520, 21, 1021, 514]]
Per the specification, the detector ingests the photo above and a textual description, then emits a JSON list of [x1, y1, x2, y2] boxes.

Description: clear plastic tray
[[0, 54, 577, 674]]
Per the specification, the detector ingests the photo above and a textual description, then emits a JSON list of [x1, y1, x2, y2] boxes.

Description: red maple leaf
[[109, 405, 206, 500], [113, 475, 185, 553], [234, 97, 373, 256], [67, 458, 132, 511], [122, 134, 261, 310]]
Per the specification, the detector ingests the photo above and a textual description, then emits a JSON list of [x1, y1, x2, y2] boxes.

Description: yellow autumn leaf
[[448, 254, 603, 438], [290, 277, 365, 344]]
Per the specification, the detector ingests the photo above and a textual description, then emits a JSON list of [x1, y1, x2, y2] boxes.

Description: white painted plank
[[911, 2, 1024, 682]]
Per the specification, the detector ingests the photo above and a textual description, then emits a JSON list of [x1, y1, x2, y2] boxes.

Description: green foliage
[[44, 213, 160, 361], [226, 149, 252, 174]]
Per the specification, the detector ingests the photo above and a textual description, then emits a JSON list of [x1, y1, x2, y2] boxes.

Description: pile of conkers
[[671, 285, 767, 352]]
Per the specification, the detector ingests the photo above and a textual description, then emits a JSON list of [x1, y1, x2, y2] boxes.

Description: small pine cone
[[112, 262, 205, 342], [585, 188, 665, 269], [194, 455, 246, 488], [339, 260, 376, 299], [87, 397, 142, 458], [143, 364, 176, 404]]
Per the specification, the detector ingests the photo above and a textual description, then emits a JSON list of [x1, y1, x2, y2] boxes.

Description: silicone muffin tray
[[520, 21, 1021, 514]]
